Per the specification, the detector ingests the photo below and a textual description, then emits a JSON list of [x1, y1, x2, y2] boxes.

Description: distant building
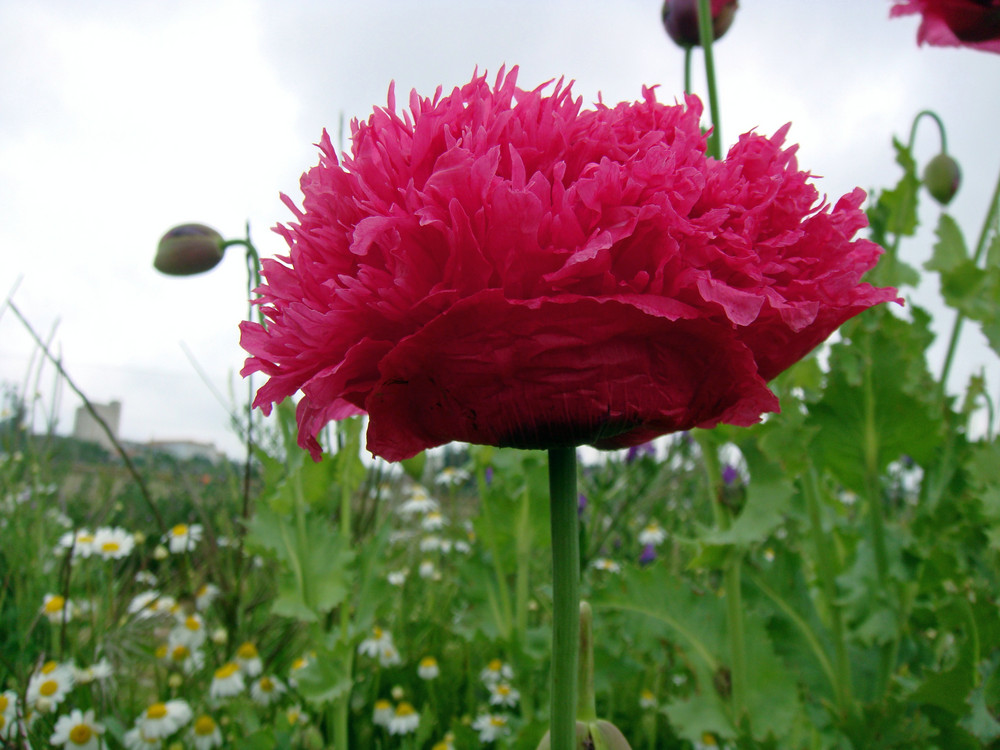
[[147, 439, 223, 464], [72, 400, 121, 452]]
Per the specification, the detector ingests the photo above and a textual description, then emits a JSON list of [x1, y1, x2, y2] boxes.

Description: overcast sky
[[2, 0, 999, 458]]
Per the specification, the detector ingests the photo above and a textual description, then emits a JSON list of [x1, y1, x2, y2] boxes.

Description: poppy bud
[[922, 153, 961, 206], [662, 0, 738, 48], [536, 720, 633, 750], [154, 224, 225, 275]]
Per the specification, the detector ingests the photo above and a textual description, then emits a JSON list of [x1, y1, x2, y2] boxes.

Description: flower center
[[44, 596, 65, 613], [185, 617, 201, 631], [69, 725, 93, 743], [237, 642, 258, 659], [215, 662, 239, 679], [260, 677, 274, 692], [147, 702, 168, 719], [41, 661, 58, 674], [40, 680, 58, 697], [102, 541, 120, 552], [172, 524, 188, 537], [396, 702, 415, 717], [194, 716, 216, 735], [172, 646, 190, 660], [488, 659, 501, 671]]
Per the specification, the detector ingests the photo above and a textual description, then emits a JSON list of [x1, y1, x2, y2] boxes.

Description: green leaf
[[807, 308, 942, 493], [247, 504, 355, 621], [295, 641, 354, 705], [743, 612, 802, 741], [662, 694, 735, 744]]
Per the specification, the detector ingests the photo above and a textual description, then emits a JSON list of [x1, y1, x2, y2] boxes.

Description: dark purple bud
[[722, 464, 739, 485], [639, 544, 657, 566], [662, 0, 738, 48]]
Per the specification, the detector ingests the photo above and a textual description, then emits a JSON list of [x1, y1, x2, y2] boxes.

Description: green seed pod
[[536, 720, 633, 750], [154, 223, 225, 275], [922, 153, 961, 206]]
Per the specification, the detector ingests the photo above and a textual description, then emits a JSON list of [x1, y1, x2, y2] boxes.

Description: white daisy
[[137, 699, 192, 739], [57, 529, 95, 558], [398, 488, 438, 517], [74, 658, 113, 684], [418, 560, 437, 579], [169, 613, 208, 650], [134, 570, 157, 586], [472, 713, 510, 743], [637, 521, 667, 547], [190, 714, 223, 750], [387, 569, 408, 586], [488, 682, 520, 708], [41, 593, 74, 623], [210, 662, 245, 699], [93, 526, 135, 559], [417, 656, 440, 680], [195, 583, 220, 611], [479, 659, 513, 685], [372, 699, 394, 728], [419, 535, 444, 552], [639, 688, 658, 709], [234, 641, 263, 676], [128, 590, 177, 620], [285, 704, 309, 727], [164, 523, 203, 554], [591, 558, 621, 574], [378, 643, 402, 667], [387, 702, 420, 735], [123, 726, 160, 749], [435, 467, 470, 485], [1, 690, 19, 740], [288, 654, 311, 687], [27, 661, 75, 712], [250, 675, 287, 706], [164, 643, 205, 674], [358, 626, 394, 658], [421, 511, 446, 531], [50, 708, 105, 750]]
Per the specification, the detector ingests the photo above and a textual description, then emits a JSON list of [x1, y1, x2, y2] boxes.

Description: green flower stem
[[803, 465, 853, 716], [696, 432, 747, 725], [696, 0, 723, 161], [683, 45, 694, 95], [577, 601, 597, 723], [548, 446, 581, 750], [939, 161, 1000, 387]]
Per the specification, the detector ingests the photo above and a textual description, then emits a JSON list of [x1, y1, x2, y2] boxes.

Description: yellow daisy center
[[490, 716, 506, 727], [215, 662, 239, 679], [78, 534, 94, 543], [171, 524, 188, 537], [147, 702, 168, 719], [488, 658, 502, 671], [260, 677, 275, 692], [420, 657, 437, 667], [41, 661, 58, 674], [185, 616, 201, 631], [102, 541, 120, 553], [69, 725, 93, 743], [497, 684, 511, 695], [237, 642, 258, 659], [40, 680, 58, 697], [171, 645, 190, 660], [194, 715, 216, 735], [0, 695, 8, 711], [395, 702, 415, 717], [44, 596, 65, 613], [155, 644, 168, 659], [374, 699, 391, 711]]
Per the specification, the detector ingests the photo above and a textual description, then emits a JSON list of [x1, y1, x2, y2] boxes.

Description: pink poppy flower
[[240, 68, 898, 462], [891, 0, 1000, 53]]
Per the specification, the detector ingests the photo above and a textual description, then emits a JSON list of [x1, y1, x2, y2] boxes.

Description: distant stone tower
[[72, 400, 122, 452]]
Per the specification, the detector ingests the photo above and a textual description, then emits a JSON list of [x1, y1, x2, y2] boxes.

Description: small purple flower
[[485, 466, 494, 485], [578, 493, 588, 518], [722, 464, 739, 486], [626, 441, 656, 464], [639, 544, 657, 566]]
